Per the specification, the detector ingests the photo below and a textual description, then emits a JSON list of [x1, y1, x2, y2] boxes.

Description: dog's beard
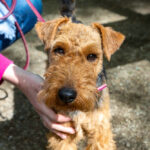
[[38, 64, 100, 112]]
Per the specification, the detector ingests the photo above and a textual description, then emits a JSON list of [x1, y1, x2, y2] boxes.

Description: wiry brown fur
[[36, 17, 125, 150]]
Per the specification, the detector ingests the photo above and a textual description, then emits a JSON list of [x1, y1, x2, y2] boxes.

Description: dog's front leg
[[82, 112, 116, 150], [84, 128, 116, 150], [47, 133, 77, 150]]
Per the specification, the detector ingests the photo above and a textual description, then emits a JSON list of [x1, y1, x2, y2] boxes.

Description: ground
[[0, 0, 150, 150]]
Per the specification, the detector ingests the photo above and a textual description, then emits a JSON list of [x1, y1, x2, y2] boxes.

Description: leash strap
[[0, 0, 45, 70], [26, 0, 45, 22], [0, 0, 16, 19], [0, 88, 8, 100], [0, 0, 29, 70]]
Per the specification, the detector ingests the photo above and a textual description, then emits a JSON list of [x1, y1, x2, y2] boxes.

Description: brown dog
[[35, 17, 125, 150]]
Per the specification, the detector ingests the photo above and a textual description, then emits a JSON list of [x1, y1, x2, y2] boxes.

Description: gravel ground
[[0, 0, 150, 150]]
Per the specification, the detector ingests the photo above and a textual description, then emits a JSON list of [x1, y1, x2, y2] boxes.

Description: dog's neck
[[95, 65, 107, 108], [97, 65, 107, 88]]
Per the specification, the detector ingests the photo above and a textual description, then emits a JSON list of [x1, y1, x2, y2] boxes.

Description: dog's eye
[[87, 54, 97, 62], [54, 47, 65, 55]]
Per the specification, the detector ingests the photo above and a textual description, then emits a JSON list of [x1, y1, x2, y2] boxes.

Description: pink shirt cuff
[[0, 54, 13, 84]]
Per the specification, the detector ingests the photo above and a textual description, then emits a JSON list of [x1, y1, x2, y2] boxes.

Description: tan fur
[[35, 17, 125, 150], [92, 23, 125, 61]]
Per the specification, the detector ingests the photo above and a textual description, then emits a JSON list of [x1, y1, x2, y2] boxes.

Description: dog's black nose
[[58, 87, 77, 103]]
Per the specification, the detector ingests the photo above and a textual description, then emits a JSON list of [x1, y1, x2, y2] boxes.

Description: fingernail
[[62, 135, 67, 139], [58, 115, 71, 122], [70, 129, 75, 134], [64, 116, 71, 121]]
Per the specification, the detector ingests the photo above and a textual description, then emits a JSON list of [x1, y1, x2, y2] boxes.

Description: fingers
[[19, 72, 75, 139], [42, 116, 68, 139], [37, 102, 71, 123], [33, 99, 75, 138], [40, 113, 75, 139], [50, 123, 75, 134], [52, 130, 67, 140], [40, 112, 75, 134]]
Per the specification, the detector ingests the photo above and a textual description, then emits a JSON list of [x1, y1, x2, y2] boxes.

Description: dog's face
[[36, 18, 125, 112]]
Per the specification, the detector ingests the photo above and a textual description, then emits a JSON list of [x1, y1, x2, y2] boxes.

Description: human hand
[[3, 64, 75, 139]]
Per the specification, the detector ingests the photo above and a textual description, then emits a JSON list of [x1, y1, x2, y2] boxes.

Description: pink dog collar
[[97, 84, 107, 91]]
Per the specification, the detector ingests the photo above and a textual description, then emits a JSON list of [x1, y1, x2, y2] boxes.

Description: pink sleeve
[[0, 54, 13, 84]]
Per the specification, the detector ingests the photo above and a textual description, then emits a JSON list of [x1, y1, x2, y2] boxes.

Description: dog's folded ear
[[35, 17, 69, 50], [92, 23, 125, 61]]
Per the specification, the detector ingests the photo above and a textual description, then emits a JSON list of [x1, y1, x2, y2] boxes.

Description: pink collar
[[97, 84, 107, 91]]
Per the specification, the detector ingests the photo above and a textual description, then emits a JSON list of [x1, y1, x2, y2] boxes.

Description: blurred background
[[0, 0, 150, 149]]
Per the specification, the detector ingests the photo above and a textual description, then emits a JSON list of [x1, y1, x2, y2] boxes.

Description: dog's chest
[[67, 110, 105, 149]]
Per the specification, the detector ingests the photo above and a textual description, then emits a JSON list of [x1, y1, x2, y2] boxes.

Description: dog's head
[[36, 17, 125, 112]]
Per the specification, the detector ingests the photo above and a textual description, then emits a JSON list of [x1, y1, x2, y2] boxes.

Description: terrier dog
[[35, 17, 125, 150]]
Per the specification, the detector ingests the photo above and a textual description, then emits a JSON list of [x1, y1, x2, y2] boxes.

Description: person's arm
[[0, 55, 75, 139]]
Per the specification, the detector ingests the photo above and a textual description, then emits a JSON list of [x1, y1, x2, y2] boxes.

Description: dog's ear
[[35, 17, 69, 50], [92, 23, 125, 61]]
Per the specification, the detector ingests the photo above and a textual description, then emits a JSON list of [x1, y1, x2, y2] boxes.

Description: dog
[[35, 15, 125, 150]]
